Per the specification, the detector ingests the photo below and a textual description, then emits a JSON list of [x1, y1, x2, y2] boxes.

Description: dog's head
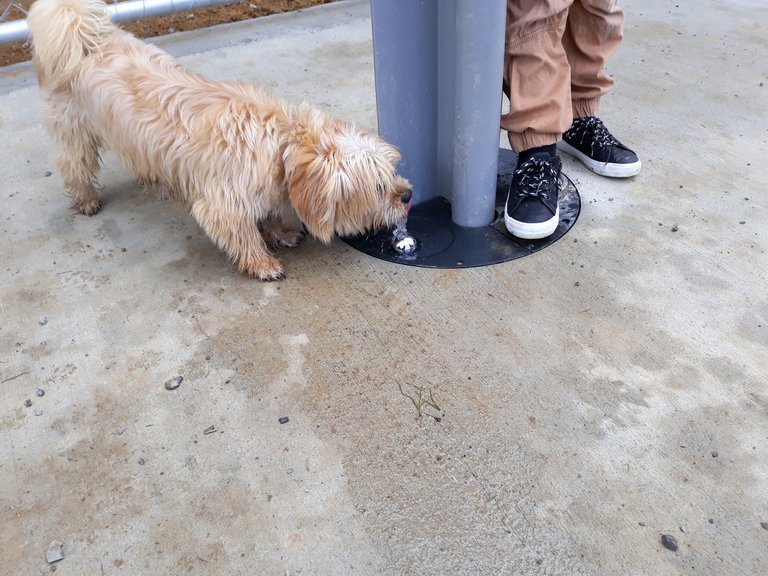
[[286, 120, 412, 242]]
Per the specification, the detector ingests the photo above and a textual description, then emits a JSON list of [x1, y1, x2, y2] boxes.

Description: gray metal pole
[[435, 0, 456, 207], [448, 0, 506, 227], [370, 0, 438, 205], [0, 0, 238, 45], [370, 0, 505, 228]]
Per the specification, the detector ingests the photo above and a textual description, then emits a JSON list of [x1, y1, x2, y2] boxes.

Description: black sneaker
[[504, 153, 561, 240], [558, 116, 641, 178]]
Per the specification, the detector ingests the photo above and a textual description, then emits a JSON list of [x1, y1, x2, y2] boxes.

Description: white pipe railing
[[0, 0, 239, 45]]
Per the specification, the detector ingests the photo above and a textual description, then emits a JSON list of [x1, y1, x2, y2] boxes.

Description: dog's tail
[[27, 0, 114, 91]]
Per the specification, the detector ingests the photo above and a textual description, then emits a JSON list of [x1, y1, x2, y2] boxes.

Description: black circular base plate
[[342, 148, 581, 269]]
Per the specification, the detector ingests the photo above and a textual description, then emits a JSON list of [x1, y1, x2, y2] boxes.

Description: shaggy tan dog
[[27, 0, 412, 280]]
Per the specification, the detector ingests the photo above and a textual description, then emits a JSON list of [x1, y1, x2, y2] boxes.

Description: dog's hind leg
[[191, 197, 286, 281], [48, 98, 103, 216]]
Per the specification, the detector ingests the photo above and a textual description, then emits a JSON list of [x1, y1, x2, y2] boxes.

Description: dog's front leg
[[190, 197, 286, 281]]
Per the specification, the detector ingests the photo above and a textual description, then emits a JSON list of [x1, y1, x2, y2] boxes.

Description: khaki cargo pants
[[501, 0, 624, 152]]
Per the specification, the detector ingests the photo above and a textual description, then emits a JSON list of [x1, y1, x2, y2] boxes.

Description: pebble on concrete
[[278, 416, 289, 424], [164, 376, 183, 390], [23, 399, 32, 407], [661, 534, 678, 552], [36, 388, 45, 397], [45, 541, 64, 563]]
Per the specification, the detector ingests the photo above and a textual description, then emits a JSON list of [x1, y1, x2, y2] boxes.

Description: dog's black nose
[[401, 190, 412, 204]]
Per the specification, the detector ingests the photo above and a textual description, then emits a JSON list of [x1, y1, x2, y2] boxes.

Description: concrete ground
[[1, 1, 766, 574]]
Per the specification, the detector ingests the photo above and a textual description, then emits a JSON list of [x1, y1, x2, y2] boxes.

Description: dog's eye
[[400, 190, 412, 204]]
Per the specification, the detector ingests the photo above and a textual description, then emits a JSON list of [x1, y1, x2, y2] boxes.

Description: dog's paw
[[241, 258, 286, 281], [273, 228, 305, 249], [73, 198, 102, 216], [260, 222, 306, 250], [259, 269, 286, 282]]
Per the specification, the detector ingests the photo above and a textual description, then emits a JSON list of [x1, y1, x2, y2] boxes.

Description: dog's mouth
[[394, 207, 410, 231]]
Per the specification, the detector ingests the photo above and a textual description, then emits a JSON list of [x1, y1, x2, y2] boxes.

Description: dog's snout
[[401, 190, 412, 204]]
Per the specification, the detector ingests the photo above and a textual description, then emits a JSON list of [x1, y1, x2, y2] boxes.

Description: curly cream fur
[[27, 0, 412, 280]]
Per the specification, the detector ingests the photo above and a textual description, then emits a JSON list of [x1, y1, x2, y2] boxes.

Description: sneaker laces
[[513, 157, 560, 201], [565, 116, 620, 155]]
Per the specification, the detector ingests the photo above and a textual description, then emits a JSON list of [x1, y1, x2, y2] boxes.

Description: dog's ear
[[286, 128, 393, 241], [286, 148, 337, 243]]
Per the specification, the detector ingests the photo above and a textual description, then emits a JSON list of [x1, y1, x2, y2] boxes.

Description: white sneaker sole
[[504, 205, 560, 240], [557, 140, 641, 178]]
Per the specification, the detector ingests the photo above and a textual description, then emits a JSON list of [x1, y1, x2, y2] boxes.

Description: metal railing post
[[0, 0, 239, 45]]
